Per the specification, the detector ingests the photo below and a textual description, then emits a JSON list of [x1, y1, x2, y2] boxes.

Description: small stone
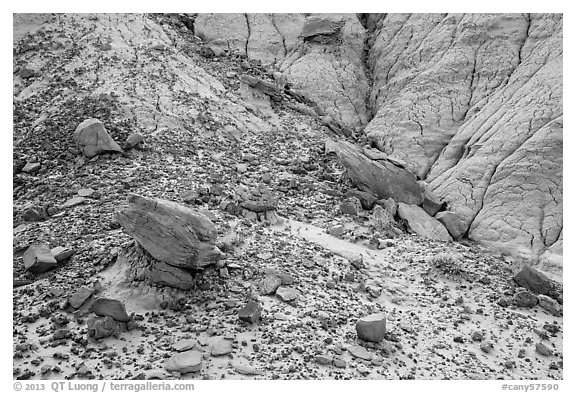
[[535, 342, 552, 357], [356, 363, 370, 375], [471, 331, 484, 342], [314, 355, 332, 365], [356, 313, 387, 342], [211, 338, 232, 356], [77, 188, 95, 198], [173, 339, 197, 352], [453, 336, 465, 343], [333, 357, 347, 368], [125, 133, 145, 149], [23, 244, 58, 274], [236, 164, 248, 173], [165, 350, 203, 373], [480, 342, 494, 353], [22, 162, 41, 173], [232, 361, 264, 375], [347, 345, 372, 361], [60, 196, 87, 209], [92, 298, 130, 322], [276, 287, 299, 302], [259, 275, 282, 295], [328, 225, 345, 237], [238, 301, 261, 324]]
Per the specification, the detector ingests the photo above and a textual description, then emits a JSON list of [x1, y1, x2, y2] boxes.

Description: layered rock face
[[195, 13, 563, 267]]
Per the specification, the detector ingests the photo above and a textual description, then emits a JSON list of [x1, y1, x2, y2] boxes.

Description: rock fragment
[[435, 211, 467, 240], [68, 287, 94, 309], [397, 203, 452, 241], [23, 244, 57, 274], [356, 313, 387, 343], [238, 301, 261, 323], [73, 118, 122, 158], [513, 266, 557, 297], [92, 298, 130, 322], [165, 350, 203, 373]]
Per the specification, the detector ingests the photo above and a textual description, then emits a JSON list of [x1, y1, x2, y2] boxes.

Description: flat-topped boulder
[[73, 118, 122, 158], [398, 203, 452, 241], [117, 194, 223, 269]]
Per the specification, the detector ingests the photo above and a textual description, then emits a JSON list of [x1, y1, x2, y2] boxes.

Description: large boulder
[[92, 298, 130, 322], [435, 211, 467, 240], [326, 139, 423, 205], [117, 194, 223, 269], [513, 266, 558, 298], [23, 243, 58, 274], [73, 118, 122, 158], [397, 203, 452, 241]]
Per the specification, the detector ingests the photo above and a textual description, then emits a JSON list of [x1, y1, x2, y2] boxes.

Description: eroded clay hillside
[[13, 13, 563, 381], [195, 13, 563, 273]]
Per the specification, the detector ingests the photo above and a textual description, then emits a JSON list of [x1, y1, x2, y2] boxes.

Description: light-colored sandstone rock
[[117, 194, 223, 269], [73, 118, 122, 158], [165, 350, 203, 373], [397, 203, 452, 241]]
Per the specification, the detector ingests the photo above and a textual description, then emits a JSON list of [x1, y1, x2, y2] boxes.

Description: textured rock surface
[[23, 244, 58, 274], [356, 313, 387, 342], [117, 194, 222, 269], [196, 13, 562, 265], [146, 261, 194, 290], [92, 298, 131, 322], [73, 118, 122, 158], [397, 203, 452, 241], [165, 350, 203, 373], [326, 139, 423, 205]]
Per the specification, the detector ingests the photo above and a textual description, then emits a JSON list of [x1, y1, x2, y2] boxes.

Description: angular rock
[[240, 75, 282, 100], [68, 287, 94, 309], [210, 338, 232, 356], [21, 162, 41, 173], [328, 224, 345, 238], [345, 189, 378, 210], [397, 203, 452, 241], [23, 244, 57, 274], [347, 345, 372, 361], [117, 194, 223, 269], [50, 246, 74, 262], [173, 339, 197, 352], [326, 139, 423, 205], [435, 211, 467, 240], [165, 350, 203, 373], [146, 262, 194, 290], [538, 295, 562, 316], [513, 266, 557, 298], [376, 197, 397, 217], [420, 182, 443, 216], [259, 275, 282, 295], [22, 204, 46, 222], [512, 289, 539, 308], [73, 118, 122, 158], [59, 196, 87, 209], [301, 16, 345, 38], [238, 301, 261, 324], [535, 342, 553, 357], [355, 313, 387, 343], [92, 298, 130, 322], [276, 287, 299, 302]]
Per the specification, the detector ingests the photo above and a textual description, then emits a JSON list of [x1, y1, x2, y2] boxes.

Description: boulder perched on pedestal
[[73, 118, 122, 158], [356, 313, 387, 342], [117, 194, 223, 269]]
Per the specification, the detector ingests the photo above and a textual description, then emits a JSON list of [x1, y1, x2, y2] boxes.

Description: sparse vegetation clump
[[427, 252, 467, 278]]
